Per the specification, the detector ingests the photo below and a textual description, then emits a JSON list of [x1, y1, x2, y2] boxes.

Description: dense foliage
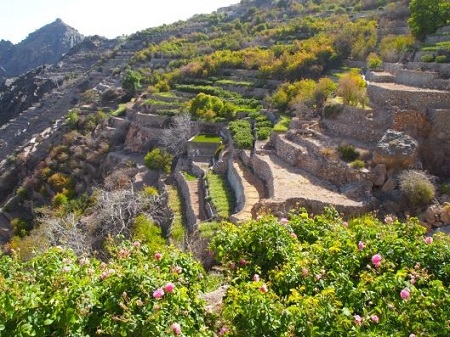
[[144, 148, 173, 174], [0, 242, 214, 336], [210, 209, 450, 336], [408, 0, 450, 39]]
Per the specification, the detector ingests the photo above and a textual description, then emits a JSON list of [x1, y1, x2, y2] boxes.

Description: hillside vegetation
[[1, 210, 450, 336], [1, 0, 450, 335]]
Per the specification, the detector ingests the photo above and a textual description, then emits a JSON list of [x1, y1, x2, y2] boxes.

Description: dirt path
[[231, 161, 264, 222], [186, 179, 204, 224], [259, 152, 363, 208]]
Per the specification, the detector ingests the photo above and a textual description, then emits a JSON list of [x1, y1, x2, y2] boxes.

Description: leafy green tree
[[337, 71, 367, 107], [122, 69, 143, 95], [312, 77, 336, 109], [144, 148, 173, 174], [187, 93, 236, 120], [409, 0, 450, 39]]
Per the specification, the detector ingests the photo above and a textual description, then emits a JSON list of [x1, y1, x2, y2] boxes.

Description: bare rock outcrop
[[373, 129, 419, 169]]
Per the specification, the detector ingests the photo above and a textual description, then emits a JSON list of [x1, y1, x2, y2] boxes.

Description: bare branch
[[160, 113, 198, 156]]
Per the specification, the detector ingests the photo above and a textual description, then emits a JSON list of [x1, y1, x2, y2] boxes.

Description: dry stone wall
[[240, 150, 274, 198], [391, 109, 431, 140], [395, 70, 440, 89], [251, 197, 371, 220], [174, 169, 197, 232], [322, 105, 387, 143], [275, 133, 368, 187], [367, 83, 450, 111], [422, 109, 450, 178], [227, 158, 245, 213]]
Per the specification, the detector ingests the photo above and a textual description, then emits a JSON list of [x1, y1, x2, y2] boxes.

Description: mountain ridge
[[0, 18, 84, 81]]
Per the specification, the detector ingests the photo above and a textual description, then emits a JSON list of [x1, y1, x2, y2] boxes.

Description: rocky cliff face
[[0, 19, 84, 81]]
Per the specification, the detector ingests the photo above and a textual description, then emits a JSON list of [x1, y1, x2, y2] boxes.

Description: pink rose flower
[[172, 266, 183, 274], [291, 232, 297, 239], [260, 284, 268, 293], [342, 221, 348, 228], [164, 282, 175, 293], [154, 252, 162, 261], [230, 262, 236, 269], [153, 288, 165, 299], [253, 274, 260, 282], [371, 254, 382, 267], [354, 315, 362, 325], [409, 334, 416, 337], [279, 217, 288, 225], [371, 315, 379, 323], [425, 236, 433, 244], [239, 259, 247, 266], [358, 241, 365, 251], [400, 288, 410, 300], [219, 326, 229, 335], [170, 322, 181, 335], [302, 268, 309, 277]]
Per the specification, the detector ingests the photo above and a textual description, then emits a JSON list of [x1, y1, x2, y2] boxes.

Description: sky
[[0, 0, 241, 44]]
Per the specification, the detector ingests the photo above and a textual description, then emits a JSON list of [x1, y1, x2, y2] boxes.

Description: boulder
[[381, 177, 396, 192], [440, 203, 450, 224], [373, 129, 419, 169], [372, 164, 387, 186], [421, 205, 439, 224]]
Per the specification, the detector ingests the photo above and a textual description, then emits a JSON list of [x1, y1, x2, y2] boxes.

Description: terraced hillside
[[1, 0, 450, 251]]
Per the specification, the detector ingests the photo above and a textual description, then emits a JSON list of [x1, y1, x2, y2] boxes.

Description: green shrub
[[0, 243, 212, 336], [435, 55, 447, 63], [229, 120, 254, 150], [256, 127, 272, 140], [210, 209, 450, 336], [132, 214, 166, 250], [52, 193, 68, 208], [11, 218, 32, 237], [366, 52, 383, 69], [421, 54, 435, 62], [337, 143, 359, 162], [350, 159, 365, 169], [111, 104, 127, 117], [399, 170, 436, 206], [273, 115, 291, 132], [144, 148, 173, 174]]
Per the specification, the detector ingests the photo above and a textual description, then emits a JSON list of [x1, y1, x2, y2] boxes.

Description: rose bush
[[210, 208, 450, 336], [0, 242, 214, 336]]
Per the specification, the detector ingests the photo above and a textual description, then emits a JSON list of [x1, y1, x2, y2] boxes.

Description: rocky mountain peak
[[0, 18, 84, 80]]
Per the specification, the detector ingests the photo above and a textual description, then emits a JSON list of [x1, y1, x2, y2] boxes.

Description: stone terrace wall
[[386, 62, 450, 78], [240, 150, 274, 198], [391, 108, 431, 140], [423, 109, 450, 178], [227, 157, 245, 213], [395, 70, 439, 88], [127, 112, 169, 128], [367, 83, 450, 111], [274, 133, 367, 188], [252, 197, 371, 220], [322, 105, 387, 143], [174, 168, 197, 232]]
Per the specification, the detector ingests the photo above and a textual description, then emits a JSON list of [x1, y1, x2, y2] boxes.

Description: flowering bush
[[0, 242, 214, 336], [210, 208, 450, 336]]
